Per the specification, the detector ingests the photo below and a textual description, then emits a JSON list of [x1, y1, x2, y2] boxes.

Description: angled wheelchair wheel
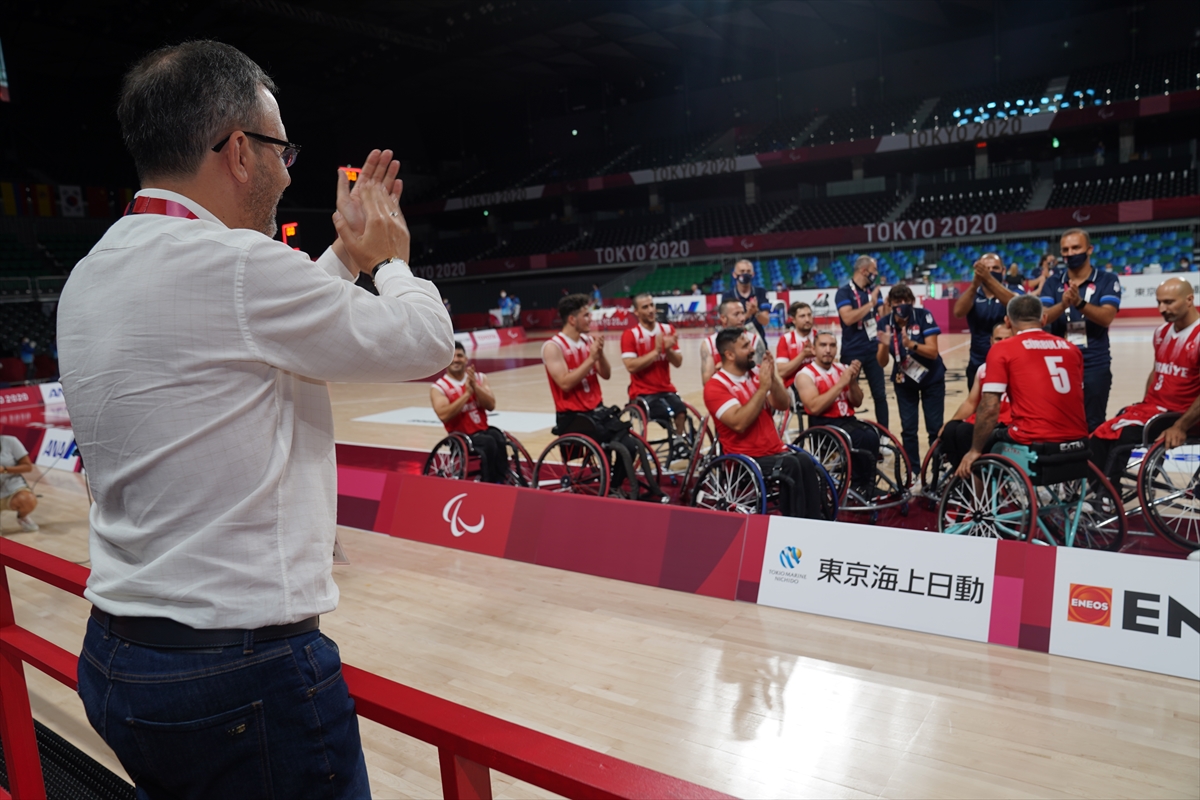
[[503, 432, 535, 488], [937, 454, 1036, 541], [606, 431, 663, 500], [690, 454, 766, 515], [919, 438, 950, 511], [786, 444, 839, 521], [1036, 462, 1126, 551], [619, 403, 648, 437], [422, 433, 471, 480], [533, 434, 610, 496], [1137, 438, 1200, 551], [680, 414, 718, 501], [795, 426, 851, 506], [863, 420, 914, 501]]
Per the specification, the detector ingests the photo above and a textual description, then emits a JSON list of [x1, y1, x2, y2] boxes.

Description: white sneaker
[[17, 516, 38, 532], [1187, 549, 1200, 562]]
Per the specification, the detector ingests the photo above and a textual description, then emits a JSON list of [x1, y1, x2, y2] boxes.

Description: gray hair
[[118, 41, 278, 181], [1006, 294, 1044, 326], [853, 255, 876, 273]]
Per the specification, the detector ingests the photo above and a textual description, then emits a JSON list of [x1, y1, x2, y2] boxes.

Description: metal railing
[[0, 538, 733, 800]]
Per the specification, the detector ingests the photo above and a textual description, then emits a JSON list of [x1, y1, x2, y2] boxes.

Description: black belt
[[90, 607, 319, 649]]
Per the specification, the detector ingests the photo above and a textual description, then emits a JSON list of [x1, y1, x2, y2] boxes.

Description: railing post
[[438, 748, 493, 800], [0, 567, 48, 800]]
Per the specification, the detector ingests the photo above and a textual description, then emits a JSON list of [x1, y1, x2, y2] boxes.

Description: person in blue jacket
[[1040, 228, 1122, 432], [877, 284, 945, 469], [952, 252, 1020, 390], [835, 255, 888, 429]]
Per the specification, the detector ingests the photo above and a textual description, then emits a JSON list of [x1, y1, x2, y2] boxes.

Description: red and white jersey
[[798, 362, 855, 418], [703, 367, 785, 458], [621, 322, 679, 399], [965, 363, 1012, 427], [705, 329, 761, 365], [981, 329, 1087, 444], [1146, 319, 1200, 412], [545, 332, 604, 413], [432, 373, 488, 435], [776, 329, 816, 388]]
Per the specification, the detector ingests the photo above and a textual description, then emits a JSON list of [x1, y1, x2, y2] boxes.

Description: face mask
[[892, 304, 913, 323], [1064, 252, 1088, 270], [736, 274, 753, 285]]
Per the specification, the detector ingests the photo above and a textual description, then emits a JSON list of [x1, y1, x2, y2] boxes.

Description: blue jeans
[[78, 617, 370, 800], [842, 352, 888, 430], [895, 377, 945, 470]]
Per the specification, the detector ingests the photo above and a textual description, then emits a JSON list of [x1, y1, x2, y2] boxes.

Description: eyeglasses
[[212, 131, 301, 168]]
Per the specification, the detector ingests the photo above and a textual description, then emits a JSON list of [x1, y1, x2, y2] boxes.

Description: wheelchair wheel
[[679, 415, 718, 499], [794, 426, 852, 506], [422, 434, 471, 480], [690, 454, 766, 515], [606, 431, 663, 500], [503, 432, 535, 488], [937, 454, 1036, 541], [1137, 438, 1200, 551], [1036, 462, 1126, 551], [863, 420, 914, 501], [786, 444, 839, 521], [619, 403, 647, 437], [919, 438, 949, 510], [533, 434, 610, 496]]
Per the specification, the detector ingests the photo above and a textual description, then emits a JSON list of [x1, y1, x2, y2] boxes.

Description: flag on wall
[[85, 186, 110, 217], [59, 185, 84, 217], [0, 182, 16, 215], [34, 184, 54, 216]]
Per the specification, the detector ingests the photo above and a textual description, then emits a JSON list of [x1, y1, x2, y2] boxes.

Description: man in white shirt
[[59, 41, 452, 799], [0, 434, 38, 532]]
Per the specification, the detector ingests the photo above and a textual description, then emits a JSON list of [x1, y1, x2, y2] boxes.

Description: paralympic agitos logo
[[442, 493, 484, 538]]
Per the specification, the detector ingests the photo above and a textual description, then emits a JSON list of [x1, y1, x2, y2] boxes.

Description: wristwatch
[[1075, 298, 1088, 311], [371, 257, 408, 279]]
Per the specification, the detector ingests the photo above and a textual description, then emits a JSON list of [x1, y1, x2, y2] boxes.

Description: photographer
[[877, 284, 945, 469]]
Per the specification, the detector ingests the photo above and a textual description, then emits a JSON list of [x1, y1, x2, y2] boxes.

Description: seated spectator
[[700, 298, 762, 384], [431, 342, 508, 483], [1, 434, 38, 532], [795, 332, 881, 496], [939, 323, 1013, 470], [622, 293, 686, 436], [956, 295, 1088, 478], [704, 329, 823, 518], [1090, 277, 1200, 484]]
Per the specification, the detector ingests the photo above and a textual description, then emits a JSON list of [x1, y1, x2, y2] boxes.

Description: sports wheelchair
[[422, 430, 534, 487], [794, 419, 913, 517], [531, 410, 664, 500], [1118, 413, 1200, 552], [688, 442, 840, 520], [620, 396, 711, 480], [936, 438, 1125, 550]]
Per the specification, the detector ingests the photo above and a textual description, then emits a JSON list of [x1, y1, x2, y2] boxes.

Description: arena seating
[[1066, 49, 1200, 104], [414, 231, 497, 264], [1047, 165, 1196, 208], [488, 226, 585, 259], [0, 234, 51, 296], [902, 178, 1032, 219], [735, 113, 819, 155], [38, 232, 101, 271], [620, 130, 726, 172], [628, 263, 722, 296], [782, 192, 901, 230], [815, 98, 926, 142], [0, 302, 56, 363], [581, 217, 674, 250], [922, 77, 1054, 129], [671, 199, 797, 240]]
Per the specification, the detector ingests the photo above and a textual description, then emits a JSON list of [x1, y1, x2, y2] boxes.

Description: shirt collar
[[134, 188, 224, 226]]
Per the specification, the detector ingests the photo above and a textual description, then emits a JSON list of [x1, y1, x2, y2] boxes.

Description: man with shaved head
[[953, 252, 1020, 389], [1089, 277, 1200, 485], [1041, 227, 1123, 431]]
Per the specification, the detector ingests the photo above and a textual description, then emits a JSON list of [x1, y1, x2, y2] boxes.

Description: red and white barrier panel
[[454, 327, 528, 348]]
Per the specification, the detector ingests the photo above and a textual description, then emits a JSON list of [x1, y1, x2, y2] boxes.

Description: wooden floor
[[3, 318, 1198, 799]]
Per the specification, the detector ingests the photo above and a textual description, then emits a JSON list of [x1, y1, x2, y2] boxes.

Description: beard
[[248, 167, 285, 237], [733, 351, 754, 372]]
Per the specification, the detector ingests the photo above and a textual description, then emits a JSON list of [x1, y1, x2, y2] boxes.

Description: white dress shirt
[[58, 188, 453, 628]]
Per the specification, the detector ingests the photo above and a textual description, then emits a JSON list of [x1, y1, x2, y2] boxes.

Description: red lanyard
[[123, 196, 199, 220]]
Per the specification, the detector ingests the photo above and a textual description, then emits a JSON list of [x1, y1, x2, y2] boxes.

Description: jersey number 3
[[1044, 356, 1071, 394]]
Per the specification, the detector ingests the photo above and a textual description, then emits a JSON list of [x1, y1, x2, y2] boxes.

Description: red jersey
[[1147, 319, 1200, 412], [703, 368, 785, 458], [432, 374, 488, 435], [980, 329, 1086, 444], [798, 362, 855, 418], [776, 329, 816, 388], [545, 332, 604, 413], [621, 322, 679, 398], [965, 363, 1012, 427], [705, 330, 761, 365]]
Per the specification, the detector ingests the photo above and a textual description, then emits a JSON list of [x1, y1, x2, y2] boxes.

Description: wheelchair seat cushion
[[992, 438, 1092, 485]]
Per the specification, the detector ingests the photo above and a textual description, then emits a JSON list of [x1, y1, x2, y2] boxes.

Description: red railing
[[0, 539, 734, 800]]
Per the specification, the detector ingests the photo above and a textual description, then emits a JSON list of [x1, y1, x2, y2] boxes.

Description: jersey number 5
[[1044, 356, 1071, 394]]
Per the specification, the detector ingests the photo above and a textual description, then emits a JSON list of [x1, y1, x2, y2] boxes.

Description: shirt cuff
[[716, 399, 740, 420], [981, 382, 1007, 393], [621, 352, 637, 359], [317, 246, 356, 282]]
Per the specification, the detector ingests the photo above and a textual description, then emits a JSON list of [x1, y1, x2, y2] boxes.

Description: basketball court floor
[[3, 318, 1198, 799]]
